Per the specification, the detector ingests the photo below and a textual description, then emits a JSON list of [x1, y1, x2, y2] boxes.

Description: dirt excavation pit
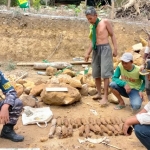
[[0, 12, 150, 150]]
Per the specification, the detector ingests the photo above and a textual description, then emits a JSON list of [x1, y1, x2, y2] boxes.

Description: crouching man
[[123, 60, 150, 149], [0, 71, 24, 142], [109, 53, 145, 112]]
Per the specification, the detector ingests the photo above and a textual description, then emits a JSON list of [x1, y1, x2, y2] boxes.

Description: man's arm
[[85, 43, 92, 62], [123, 116, 140, 135], [143, 37, 150, 63], [0, 72, 16, 106], [123, 103, 149, 135], [112, 66, 127, 87], [105, 19, 117, 57], [139, 75, 145, 92], [144, 46, 149, 61]]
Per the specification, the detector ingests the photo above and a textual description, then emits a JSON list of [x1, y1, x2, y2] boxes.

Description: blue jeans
[[134, 124, 150, 150], [109, 82, 142, 110]]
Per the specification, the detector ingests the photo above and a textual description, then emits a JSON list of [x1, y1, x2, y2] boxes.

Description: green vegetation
[[5, 61, 16, 71], [0, 0, 7, 5], [11, 0, 18, 6], [0, 0, 18, 6], [33, 0, 41, 11], [66, 4, 82, 16]]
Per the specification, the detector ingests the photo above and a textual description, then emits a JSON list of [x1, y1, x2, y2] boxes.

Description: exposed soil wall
[[0, 12, 149, 61]]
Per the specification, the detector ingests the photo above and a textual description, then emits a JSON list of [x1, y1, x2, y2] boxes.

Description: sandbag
[[22, 106, 53, 128]]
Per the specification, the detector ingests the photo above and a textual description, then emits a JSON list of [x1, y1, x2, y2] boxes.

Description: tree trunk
[[111, 0, 115, 19], [7, 0, 11, 10], [85, 0, 87, 7]]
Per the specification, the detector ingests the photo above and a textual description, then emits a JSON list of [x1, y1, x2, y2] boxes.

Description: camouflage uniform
[[0, 71, 23, 125]]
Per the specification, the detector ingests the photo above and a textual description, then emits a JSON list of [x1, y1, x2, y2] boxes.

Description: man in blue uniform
[[0, 71, 24, 142]]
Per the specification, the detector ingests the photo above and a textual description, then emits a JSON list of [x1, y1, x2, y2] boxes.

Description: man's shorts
[[92, 44, 114, 79]]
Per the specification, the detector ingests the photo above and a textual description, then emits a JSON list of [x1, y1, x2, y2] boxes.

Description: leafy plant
[[0, 0, 18, 6], [96, 2, 101, 8], [68, 4, 76, 9], [5, 61, 16, 71], [0, 0, 7, 5], [74, 6, 81, 16], [33, 0, 41, 11], [67, 4, 81, 16], [11, 0, 18, 7]]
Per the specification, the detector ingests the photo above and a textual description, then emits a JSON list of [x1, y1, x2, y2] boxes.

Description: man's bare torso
[[96, 19, 109, 45]]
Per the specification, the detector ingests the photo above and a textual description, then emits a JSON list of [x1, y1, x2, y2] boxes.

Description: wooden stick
[[102, 142, 122, 150], [85, 0, 87, 6], [17, 61, 92, 66], [70, 61, 91, 65], [111, 0, 115, 19], [15, 72, 28, 82], [17, 62, 34, 66], [7, 0, 11, 10]]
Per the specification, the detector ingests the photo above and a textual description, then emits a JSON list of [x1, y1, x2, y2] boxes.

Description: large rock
[[23, 81, 35, 89], [69, 78, 82, 88], [134, 57, 143, 66], [86, 77, 95, 87], [29, 83, 46, 96], [74, 74, 84, 82], [88, 87, 97, 96], [41, 83, 81, 105], [108, 93, 119, 104], [46, 66, 57, 76], [79, 84, 88, 96], [35, 79, 47, 85], [20, 94, 36, 107], [12, 83, 24, 97], [57, 74, 71, 84], [16, 79, 27, 85], [50, 77, 60, 84], [63, 69, 75, 77]]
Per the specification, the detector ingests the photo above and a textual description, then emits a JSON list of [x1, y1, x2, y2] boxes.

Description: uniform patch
[[3, 82, 12, 90]]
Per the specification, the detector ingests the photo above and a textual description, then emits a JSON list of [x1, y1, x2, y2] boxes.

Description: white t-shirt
[[145, 46, 150, 54], [136, 102, 150, 124]]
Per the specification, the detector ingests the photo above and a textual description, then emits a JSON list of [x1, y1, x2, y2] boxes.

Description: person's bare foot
[[92, 94, 102, 100], [99, 98, 108, 107]]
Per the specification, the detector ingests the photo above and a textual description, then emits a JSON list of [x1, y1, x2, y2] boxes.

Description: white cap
[[120, 53, 133, 62]]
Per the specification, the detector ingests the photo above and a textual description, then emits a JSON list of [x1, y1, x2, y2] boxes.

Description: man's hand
[[148, 37, 150, 47], [85, 54, 90, 62], [0, 104, 10, 124], [113, 50, 117, 57], [139, 65, 144, 72], [139, 91, 144, 100], [123, 122, 130, 136], [124, 84, 131, 93]]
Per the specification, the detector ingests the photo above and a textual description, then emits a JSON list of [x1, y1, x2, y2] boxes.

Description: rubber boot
[[1, 124, 24, 142]]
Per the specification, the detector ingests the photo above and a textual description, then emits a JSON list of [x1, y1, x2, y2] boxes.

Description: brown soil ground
[[0, 65, 148, 150], [0, 8, 150, 150]]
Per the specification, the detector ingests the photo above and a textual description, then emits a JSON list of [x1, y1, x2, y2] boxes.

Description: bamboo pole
[[85, 0, 87, 7], [111, 0, 115, 19], [7, 0, 11, 10], [17, 61, 92, 66], [28, 0, 31, 11], [45, 0, 47, 7]]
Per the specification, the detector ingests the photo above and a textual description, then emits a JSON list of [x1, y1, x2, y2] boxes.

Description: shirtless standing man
[[85, 7, 117, 105]]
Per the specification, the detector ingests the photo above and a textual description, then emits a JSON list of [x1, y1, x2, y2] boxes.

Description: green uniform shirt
[[112, 63, 145, 91]]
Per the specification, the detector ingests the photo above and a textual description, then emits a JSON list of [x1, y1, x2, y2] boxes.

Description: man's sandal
[[92, 95, 102, 100], [114, 105, 126, 110]]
